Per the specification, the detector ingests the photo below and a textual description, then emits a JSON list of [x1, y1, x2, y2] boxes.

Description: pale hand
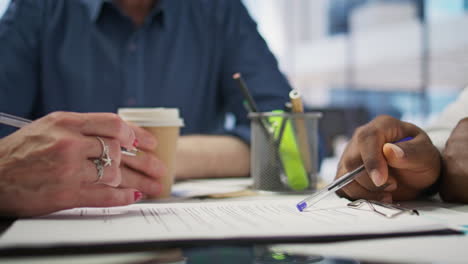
[[0, 112, 141, 217]]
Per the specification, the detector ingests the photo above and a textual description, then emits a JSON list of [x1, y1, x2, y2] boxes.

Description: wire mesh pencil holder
[[249, 112, 322, 193]]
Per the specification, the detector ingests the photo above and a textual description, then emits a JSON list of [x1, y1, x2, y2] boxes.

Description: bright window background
[[243, 0, 467, 124], [244, 0, 468, 165], [0, 0, 10, 18]]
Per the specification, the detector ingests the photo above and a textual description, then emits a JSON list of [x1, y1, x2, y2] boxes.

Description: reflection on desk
[[0, 246, 366, 264]]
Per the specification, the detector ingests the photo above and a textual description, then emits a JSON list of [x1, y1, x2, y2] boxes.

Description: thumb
[[383, 134, 440, 190], [383, 142, 412, 169]]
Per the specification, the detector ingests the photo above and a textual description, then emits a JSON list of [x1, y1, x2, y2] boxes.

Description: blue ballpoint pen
[[296, 136, 413, 212]]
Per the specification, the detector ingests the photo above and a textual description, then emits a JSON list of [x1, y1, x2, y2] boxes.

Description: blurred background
[[1, 0, 467, 175], [242, 0, 468, 163]]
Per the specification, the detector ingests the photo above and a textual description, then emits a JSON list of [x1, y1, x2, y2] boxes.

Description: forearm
[[439, 177, 467, 203], [175, 135, 250, 179], [439, 158, 468, 203], [439, 118, 468, 203]]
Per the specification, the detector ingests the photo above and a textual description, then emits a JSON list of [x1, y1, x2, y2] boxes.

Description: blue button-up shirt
[[0, 0, 291, 142]]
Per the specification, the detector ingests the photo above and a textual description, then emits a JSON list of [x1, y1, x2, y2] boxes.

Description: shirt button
[[126, 97, 137, 106]]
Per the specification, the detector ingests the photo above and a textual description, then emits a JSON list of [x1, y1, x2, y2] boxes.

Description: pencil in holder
[[248, 111, 322, 193]]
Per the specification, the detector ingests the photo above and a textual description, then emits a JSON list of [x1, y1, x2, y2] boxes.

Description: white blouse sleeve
[[426, 87, 468, 151]]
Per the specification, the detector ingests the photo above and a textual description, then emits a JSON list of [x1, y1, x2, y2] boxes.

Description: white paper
[[0, 196, 450, 248]]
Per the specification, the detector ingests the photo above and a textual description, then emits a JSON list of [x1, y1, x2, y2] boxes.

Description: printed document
[[0, 196, 450, 248]]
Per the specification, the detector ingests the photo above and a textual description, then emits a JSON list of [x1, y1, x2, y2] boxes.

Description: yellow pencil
[[289, 89, 312, 174]]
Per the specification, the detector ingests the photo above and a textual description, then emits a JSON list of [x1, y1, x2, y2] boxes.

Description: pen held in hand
[[0, 112, 139, 156], [296, 165, 365, 212], [296, 136, 414, 212]]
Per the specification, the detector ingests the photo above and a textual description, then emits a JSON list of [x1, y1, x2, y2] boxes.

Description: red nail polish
[[133, 139, 139, 147], [134, 191, 143, 202]]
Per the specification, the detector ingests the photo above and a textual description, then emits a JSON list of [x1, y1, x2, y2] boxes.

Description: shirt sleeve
[[0, 0, 42, 137], [426, 87, 468, 151], [216, 0, 291, 144]]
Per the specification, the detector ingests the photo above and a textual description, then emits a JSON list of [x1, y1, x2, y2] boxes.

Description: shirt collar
[[81, 0, 168, 26]]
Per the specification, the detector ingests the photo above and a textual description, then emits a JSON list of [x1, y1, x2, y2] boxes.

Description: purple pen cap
[[296, 202, 307, 212]]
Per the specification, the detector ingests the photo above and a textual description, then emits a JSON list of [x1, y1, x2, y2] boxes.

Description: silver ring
[[96, 136, 112, 167], [93, 137, 112, 183], [93, 158, 105, 183]]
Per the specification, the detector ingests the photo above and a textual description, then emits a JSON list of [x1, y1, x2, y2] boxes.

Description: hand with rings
[[0, 112, 143, 217]]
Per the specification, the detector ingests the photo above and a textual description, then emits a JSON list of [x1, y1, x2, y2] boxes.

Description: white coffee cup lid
[[118, 108, 184, 127]]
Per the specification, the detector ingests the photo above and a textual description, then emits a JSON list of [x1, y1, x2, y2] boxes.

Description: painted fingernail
[[370, 170, 385, 187], [134, 191, 143, 202], [133, 139, 139, 147], [388, 143, 404, 159]]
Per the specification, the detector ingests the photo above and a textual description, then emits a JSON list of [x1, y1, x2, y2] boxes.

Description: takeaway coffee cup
[[118, 108, 184, 198]]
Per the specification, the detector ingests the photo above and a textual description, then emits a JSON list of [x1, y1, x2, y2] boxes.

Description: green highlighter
[[268, 110, 309, 191]]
